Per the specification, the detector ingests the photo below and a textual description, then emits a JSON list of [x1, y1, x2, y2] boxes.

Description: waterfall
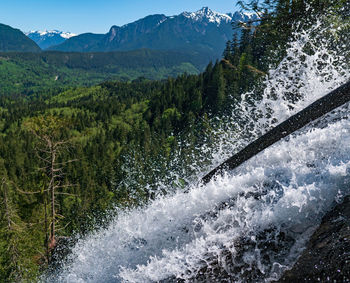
[[45, 18, 350, 283]]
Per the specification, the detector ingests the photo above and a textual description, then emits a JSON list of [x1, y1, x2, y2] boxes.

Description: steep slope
[[26, 30, 76, 49], [0, 23, 41, 52], [49, 8, 257, 61]]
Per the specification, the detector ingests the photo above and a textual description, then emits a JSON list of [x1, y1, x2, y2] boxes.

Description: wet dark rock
[[161, 196, 350, 282], [160, 227, 296, 282], [278, 196, 350, 282]]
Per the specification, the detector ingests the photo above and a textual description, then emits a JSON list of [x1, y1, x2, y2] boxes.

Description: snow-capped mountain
[[181, 7, 233, 26], [26, 30, 76, 50], [49, 7, 257, 61]]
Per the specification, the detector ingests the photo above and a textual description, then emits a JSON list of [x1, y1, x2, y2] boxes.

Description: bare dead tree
[[23, 115, 76, 264]]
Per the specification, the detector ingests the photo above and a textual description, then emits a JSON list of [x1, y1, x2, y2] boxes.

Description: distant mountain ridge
[[26, 30, 76, 49], [48, 7, 257, 61], [0, 23, 40, 52]]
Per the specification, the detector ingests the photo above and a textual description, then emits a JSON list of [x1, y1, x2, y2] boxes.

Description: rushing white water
[[46, 17, 350, 283]]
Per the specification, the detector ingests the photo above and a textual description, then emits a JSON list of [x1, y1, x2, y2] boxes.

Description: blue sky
[[0, 0, 239, 34]]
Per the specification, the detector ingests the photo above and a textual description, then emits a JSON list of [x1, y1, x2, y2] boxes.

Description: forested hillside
[[0, 23, 40, 52], [0, 49, 203, 96], [0, 0, 348, 281]]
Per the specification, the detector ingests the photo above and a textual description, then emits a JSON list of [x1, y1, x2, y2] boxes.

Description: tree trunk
[[201, 80, 350, 184], [50, 147, 56, 253]]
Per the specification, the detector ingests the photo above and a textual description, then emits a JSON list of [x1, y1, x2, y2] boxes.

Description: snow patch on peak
[[27, 30, 77, 39], [157, 18, 167, 26], [242, 12, 258, 20], [227, 11, 259, 23], [243, 12, 256, 18], [60, 32, 77, 39], [182, 7, 232, 26]]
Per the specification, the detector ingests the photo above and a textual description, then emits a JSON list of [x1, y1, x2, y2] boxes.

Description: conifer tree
[[0, 177, 23, 282], [0, 166, 38, 282]]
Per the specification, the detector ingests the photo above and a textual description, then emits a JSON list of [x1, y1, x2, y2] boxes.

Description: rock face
[[278, 195, 350, 282]]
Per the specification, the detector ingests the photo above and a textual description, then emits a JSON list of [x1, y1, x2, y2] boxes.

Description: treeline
[[0, 0, 348, 281], [2, 49, 208, 70]]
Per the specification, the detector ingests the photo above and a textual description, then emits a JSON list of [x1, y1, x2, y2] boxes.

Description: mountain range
[[32, 8, 257, 61], [0, 7, 257, 78], [26, 30, 76, 49]]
